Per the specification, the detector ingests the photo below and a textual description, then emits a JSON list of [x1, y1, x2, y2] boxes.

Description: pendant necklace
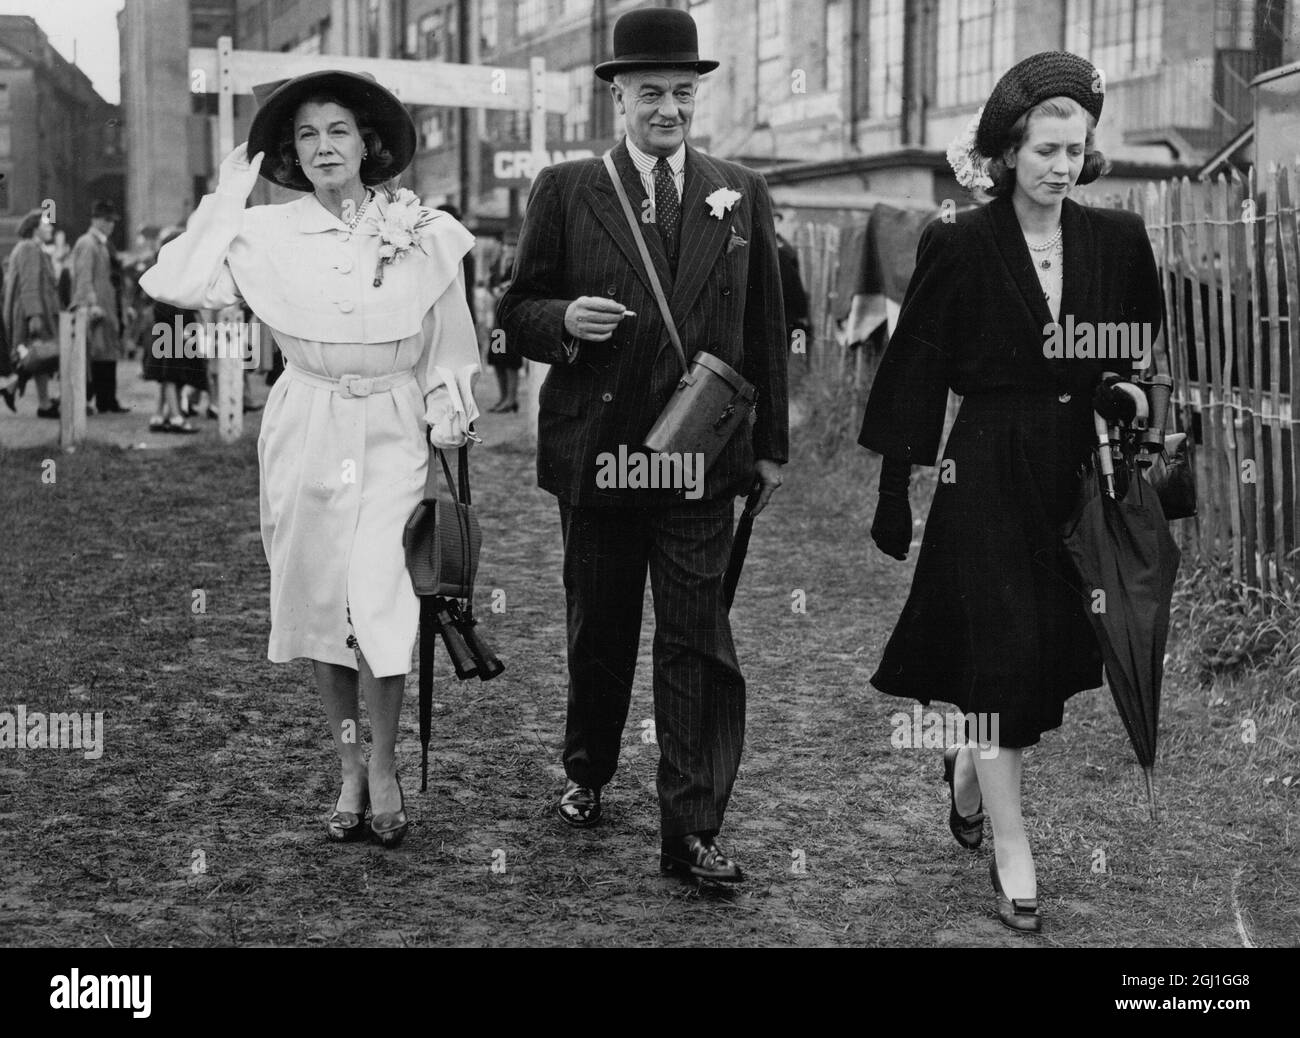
[[1027, 224, 1063, 269]]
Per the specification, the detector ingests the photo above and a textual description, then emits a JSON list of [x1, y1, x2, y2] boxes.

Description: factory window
[[1066, 0, 1164, 80], [868, 0, 905, 120], [1215, 0, 1255, 48], [935, 0, 1015, 107]]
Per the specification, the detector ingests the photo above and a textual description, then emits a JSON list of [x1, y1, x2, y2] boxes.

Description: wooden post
[[58, 308, 87, 451], [524, 56, 550, 445], [216, 35, 243, 444]]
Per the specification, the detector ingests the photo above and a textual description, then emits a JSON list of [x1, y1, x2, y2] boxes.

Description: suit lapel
[[580, 140, 675, 298], [1058, 198, 1092, 321], [668, 146, 731, 319]]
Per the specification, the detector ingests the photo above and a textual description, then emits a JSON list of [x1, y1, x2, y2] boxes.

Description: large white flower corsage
[[705, 187, 742, 220], [372, 187, 437, 287], [946, 107, 994, 193]]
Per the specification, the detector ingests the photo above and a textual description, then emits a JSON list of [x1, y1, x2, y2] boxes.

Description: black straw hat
[[594, 8, 719, 82], [247, 69, 416, 193], [975, 51, 1104, 159]]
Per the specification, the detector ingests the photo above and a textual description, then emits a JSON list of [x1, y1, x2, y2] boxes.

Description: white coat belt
[[284, 363, 416, 398]]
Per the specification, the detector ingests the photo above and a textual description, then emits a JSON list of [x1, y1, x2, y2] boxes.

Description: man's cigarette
[[621, 310, 636, 317]]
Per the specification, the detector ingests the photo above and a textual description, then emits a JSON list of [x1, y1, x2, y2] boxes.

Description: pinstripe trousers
[[558, 498, 746, 838]]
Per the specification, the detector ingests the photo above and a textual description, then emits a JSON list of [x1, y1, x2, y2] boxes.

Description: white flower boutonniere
[[706, 187, 742, 220], [946, 106, 993, 193], [372, 187, 436, 287]]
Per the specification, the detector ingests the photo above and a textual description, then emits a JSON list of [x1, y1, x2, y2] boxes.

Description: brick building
[[0, 15, 123, 257]]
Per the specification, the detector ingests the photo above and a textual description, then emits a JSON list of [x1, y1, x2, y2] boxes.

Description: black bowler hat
[[91, 199, 120, 220], [247, 69, 416, 193], [595, 7, 719, 82], [975, 51, 1104, 160]]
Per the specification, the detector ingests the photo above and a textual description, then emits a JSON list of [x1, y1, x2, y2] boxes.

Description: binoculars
[[1091, 372, 1175, 495], [429, 596, 505, 682]]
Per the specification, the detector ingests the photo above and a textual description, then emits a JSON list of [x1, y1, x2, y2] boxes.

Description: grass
[[0, 420, 1295, 947]]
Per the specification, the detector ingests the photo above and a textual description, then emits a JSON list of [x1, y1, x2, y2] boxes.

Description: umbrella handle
[[1094, 411, 1117, 497]]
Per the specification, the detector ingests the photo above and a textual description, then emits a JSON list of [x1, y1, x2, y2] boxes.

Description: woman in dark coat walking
[[859, 52, 1163, 933]]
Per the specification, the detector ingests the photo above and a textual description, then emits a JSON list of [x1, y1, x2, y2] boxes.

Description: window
[[516, 0, 546, 37], [826, 0, 844, 95], [868, 0, 905, 120], [565, 67, 592, 141], [1067, 0, 1164, 80], [935, 0, 1015, 107], [482, 0, 498, 50], [1215, 0, 1254, 48]]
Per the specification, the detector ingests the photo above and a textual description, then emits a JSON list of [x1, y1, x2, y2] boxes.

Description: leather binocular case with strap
[[602, 151, 756, 472]]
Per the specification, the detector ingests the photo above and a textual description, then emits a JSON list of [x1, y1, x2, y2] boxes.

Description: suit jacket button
[[721, 287, 732, 296], [1058, 392, 1072, 403], [606, 285, 617, 295], [601, 392, 613, 402]]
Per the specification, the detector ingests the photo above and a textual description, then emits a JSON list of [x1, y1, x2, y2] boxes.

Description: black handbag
[[1146, 432, 1197, 520], [403, 445, 480, 597]]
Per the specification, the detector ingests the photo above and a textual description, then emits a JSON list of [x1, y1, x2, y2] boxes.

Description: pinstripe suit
[[497, 139, 788, 837]]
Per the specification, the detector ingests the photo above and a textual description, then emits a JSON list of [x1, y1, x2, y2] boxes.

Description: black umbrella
[[723, 486, 764, 609], [1063, 447, 1180, 820]]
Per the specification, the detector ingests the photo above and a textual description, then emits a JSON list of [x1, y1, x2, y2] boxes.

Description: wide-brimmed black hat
[[595, 8, 719, 82], [975, 51, 1104, 160], [247, 69, 416, 193]]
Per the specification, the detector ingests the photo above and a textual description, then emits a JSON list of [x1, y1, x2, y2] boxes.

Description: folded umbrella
[[1063, 443, 1180, 820], [723, 486, 764, 610]]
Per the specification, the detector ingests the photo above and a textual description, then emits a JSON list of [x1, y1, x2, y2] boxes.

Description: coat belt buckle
[[338, 373, 374, 398]]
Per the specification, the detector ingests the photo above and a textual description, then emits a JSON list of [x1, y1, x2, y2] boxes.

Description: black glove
[[871, 455, 912, 561]]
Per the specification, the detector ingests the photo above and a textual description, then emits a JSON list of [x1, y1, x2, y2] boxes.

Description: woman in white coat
[[142, 70, 480, 848]]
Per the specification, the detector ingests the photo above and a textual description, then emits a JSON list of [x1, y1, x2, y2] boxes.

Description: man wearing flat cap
[[498, 6, 788, 883]]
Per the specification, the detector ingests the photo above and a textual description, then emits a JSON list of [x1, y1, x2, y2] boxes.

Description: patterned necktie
[[653, 157, 681, 261]]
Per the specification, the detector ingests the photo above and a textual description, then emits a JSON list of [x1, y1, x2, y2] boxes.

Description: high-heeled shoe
[[942, 745, 984, 849], [990, 858, 1042, 933], [326, 790, 369, 843], [370, 773, 409, 849]]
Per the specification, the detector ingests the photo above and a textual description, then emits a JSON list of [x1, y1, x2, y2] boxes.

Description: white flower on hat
[[706, 187, 742, 219], [946, 107, 994, 192]]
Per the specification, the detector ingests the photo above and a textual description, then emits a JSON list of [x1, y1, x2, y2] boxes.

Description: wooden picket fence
[[789, 164, 1300, 592], [1080, 164, 1300, 592]]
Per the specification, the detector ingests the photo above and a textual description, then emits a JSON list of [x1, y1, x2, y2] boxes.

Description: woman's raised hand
[[217, 143, 265, 201]]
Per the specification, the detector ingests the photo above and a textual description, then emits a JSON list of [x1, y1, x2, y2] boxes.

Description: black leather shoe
[[943, 745, 985, 850], [660, 833, 744, 883], [556, 780, 601, 828], [990, 858, 1042, 933], [326, 789, 369, 843], [370, 775, 409, 849]]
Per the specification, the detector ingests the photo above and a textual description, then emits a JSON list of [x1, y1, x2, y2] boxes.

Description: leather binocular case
[[644, 351, 756, 473]]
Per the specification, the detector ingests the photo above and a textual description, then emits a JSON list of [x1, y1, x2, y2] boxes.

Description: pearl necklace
[[1026, 225, 1064, 269], [341, 190, 373, 230]]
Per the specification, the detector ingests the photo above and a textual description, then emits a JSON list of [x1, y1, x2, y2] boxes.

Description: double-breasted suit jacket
[[859, 194, 1164, 747], [497, 140, 789, 506], [71, 229, 123, 362]]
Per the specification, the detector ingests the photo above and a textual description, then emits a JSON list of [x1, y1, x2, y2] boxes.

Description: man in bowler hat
[[72, 200, 129, 413], [497, 7, 789, 882]]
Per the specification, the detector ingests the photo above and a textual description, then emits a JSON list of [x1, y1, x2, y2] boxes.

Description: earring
[[362, 148, 368, 158]]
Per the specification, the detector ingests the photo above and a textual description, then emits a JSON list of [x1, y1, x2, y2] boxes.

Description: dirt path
[[0, 405, 1293, 947]]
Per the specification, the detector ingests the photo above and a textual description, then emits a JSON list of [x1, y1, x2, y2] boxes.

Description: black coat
[[497, 140, 789, 506], [859, 194, 1163, 747]]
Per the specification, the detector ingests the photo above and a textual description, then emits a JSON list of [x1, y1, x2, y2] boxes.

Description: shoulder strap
[[602, 151, 690, 377]]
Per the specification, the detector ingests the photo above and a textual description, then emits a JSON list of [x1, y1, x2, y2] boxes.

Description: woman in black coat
[[859, 52, 1163, 934]]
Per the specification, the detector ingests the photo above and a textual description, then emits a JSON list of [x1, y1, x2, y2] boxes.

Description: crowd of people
[[0, 201, 266, 432]]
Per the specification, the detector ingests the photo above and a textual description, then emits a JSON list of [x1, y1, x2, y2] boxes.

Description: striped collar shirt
[[625, 138, 686, 205]]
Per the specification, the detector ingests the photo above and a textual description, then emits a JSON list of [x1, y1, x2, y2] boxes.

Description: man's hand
[[564, 296, 634, 342], [750, 459, 784, 516]]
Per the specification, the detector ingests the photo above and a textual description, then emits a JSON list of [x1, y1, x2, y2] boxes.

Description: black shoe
[[660, 833, 745, 884], [990, 858, 1042, 933], [37, 403, 60, 419], [0, 380, 15, 413], [370, 774, 409, 849], [326, 792, 369, 843], [943, 745, 985, 850], [556, 779, 601, 828]]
